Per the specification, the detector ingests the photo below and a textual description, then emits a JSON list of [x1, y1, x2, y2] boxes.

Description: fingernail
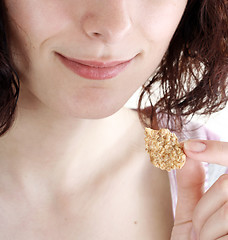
[[184, 140, 206, 153]]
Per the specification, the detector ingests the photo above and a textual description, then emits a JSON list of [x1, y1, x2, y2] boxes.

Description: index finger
[[183, 140, 228, 166]]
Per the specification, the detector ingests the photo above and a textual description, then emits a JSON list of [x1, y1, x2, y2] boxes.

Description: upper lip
[[56, 53, 134, 68]]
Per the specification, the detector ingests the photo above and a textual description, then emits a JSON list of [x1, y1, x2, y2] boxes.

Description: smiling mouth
[[56, 53, 134, 80]]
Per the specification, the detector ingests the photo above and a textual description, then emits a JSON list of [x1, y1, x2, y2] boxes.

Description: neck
[[0, 103, 121, 199]]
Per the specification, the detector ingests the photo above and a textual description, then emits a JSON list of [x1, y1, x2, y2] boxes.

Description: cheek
[[139, 2, 187, 43], [6, 0, 77, 78], [6, 0, 74, 45]]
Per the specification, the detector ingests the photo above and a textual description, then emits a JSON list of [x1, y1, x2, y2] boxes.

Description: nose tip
[[84, 18, 131, 43], [82, 3, 131, 44]]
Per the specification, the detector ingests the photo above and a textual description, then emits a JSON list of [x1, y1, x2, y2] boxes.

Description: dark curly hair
[[138, 0, 228, 131], [0, 0, 19, 136], [0, 0, 227, 136]]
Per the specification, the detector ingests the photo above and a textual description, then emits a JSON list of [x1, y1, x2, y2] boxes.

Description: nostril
[[93, 32, 101, 37]]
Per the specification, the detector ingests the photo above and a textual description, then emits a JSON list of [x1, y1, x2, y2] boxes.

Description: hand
[[184, 140, 228, 167], [171, 140, 228, 240]]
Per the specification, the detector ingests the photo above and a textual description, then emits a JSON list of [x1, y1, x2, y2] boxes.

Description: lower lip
[[57, 54, 133, 80]]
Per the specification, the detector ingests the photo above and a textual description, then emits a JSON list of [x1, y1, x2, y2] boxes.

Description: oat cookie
[[144, 128, 186, 171]]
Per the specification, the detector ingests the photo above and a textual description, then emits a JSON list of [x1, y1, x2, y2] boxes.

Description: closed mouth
[[56, 53, 134, 80]]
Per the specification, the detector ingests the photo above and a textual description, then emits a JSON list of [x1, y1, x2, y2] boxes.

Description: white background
[[125, 89, 228, 142]]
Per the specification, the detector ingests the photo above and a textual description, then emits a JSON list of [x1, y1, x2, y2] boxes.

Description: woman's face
[[5, 0, 187, 119]]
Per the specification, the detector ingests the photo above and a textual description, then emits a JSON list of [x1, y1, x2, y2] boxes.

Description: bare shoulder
[[118, 107, 146, 148], [109, 108, 174, 239]]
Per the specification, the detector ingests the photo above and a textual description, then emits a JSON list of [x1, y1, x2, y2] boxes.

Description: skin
[[0, 0, 191, 239], [5, 0, 188, 119], [171, 140, 228, 240]]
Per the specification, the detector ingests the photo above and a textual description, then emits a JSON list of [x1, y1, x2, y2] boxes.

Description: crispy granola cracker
[[145, 128, 186, 171]]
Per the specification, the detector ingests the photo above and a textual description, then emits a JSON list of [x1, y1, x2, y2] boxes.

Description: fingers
[[183, 140, 228, 166], [171, 158, 205, 239], [216, 236, 228, 240], [198, 202, 228, 240], [174, 158, 205, 225], [173, 139, 228, 240], [192, 174, 228, 239]]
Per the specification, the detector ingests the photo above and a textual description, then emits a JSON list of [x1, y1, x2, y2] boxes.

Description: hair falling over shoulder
[[138, 0, 228, 131]]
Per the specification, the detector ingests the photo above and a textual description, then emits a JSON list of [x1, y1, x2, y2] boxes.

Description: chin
[[56, 87, 132, 120], [57, 96, 125, 120], [63, 90, 128, 119], [88, 108, 122, 119], [76, 103, 123, 119]]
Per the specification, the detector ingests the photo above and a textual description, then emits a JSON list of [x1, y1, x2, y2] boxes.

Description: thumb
[[172, 158, 205, 238], [183, 140, 228, 166]]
